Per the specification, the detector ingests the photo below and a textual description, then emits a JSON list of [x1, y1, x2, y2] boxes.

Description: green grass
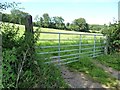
[[2, 23, 103, 41], [66, 56, 119, 88], [36, 38, 104, 65], [96, 53, 120, 71]]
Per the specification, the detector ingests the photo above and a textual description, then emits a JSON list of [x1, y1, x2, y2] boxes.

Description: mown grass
[[66, 56, 119, 88], [96, 53, 120, 71]]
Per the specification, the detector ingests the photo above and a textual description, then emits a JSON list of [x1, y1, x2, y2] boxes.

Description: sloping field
[[1, 22, 102, 38]]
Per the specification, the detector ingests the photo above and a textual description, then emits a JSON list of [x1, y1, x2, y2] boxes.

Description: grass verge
[[96, 53, 120, 71], [66, 56, 119, 88]]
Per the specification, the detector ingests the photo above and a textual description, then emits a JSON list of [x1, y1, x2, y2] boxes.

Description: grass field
[[2, 23, 103, 40]]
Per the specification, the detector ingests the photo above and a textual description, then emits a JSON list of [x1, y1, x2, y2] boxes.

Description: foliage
[[2, 9, 29, 25], [96, 53, 120, 71], [51, 16, 65, 29], [2, 13, 11, 22], [1, 23, 20, 49], [2, 11, 91, 32], [89, 24, 105, 31], [72, 18, 89, 32], [34, 15, 42, 27], [11, 9, 29, 24], [33, 13, 90, 32], [42, 13, 51, 28], [1, 8, 40, 87], [69, 24, 79, 31], [0, 2, 18, 10], [2, 48, 17, 88], [102, 21, 120, 52]]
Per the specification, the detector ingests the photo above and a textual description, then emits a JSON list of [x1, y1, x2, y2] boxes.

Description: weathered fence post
[[93, 35, 96, 57], [104, 35, 108, 55], [58, 33, 61, 65], [25, 15, 34, 52], [25, 15, 34, 34], [25, 15, 34, 47], [79, 35, 82, 59]]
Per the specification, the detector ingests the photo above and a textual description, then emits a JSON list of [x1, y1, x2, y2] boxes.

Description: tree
[[66, 22, 70, 30], [42, 13, 50, 28], [52, 16, 65, 29], [10, 9, 29, 24], [66, 22, 70, 27], [86, 23, 89, 31], [39, 17, 43, 27], [0, 2, 18, 10], [70, 24, 79, 31], [73, 18, 89, 32], [49, 17, 56, 28], [34, 15, 40, 27], [89, 24, 104, 33], [2, 13, 11, 22]]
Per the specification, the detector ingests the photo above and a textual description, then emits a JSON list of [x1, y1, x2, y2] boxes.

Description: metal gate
[[35, 32, 107, 65]]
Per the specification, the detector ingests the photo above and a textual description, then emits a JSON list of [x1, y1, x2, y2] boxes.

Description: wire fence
[[35, 31, 107, 65]]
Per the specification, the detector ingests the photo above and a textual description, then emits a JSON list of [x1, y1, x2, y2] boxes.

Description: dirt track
[[60, 66, 106, 89]]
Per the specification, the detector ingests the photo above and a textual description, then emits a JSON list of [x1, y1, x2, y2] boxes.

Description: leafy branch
[[16, 48, 29, 88]]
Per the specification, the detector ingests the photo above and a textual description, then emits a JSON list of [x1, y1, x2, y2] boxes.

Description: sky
[[1, 0, 119, 25]]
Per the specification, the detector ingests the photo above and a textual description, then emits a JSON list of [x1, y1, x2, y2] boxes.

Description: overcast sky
[[2, 0, 119, 25]]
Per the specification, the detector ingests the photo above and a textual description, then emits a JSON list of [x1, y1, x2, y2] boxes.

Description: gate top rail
[[34, 31, 104, 36]]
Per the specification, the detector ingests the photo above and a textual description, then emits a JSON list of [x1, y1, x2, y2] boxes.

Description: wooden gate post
[[25, 15, 34, 34], [25, 15, 34, 54]]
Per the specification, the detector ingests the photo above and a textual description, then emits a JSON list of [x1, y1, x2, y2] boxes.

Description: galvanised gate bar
[[35, 31, 107, 65]]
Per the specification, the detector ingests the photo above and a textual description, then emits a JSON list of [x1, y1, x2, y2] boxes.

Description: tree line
[[2, 9, 105, 32], [34, 13, 90, 32], [2, 9, 29, 25]]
